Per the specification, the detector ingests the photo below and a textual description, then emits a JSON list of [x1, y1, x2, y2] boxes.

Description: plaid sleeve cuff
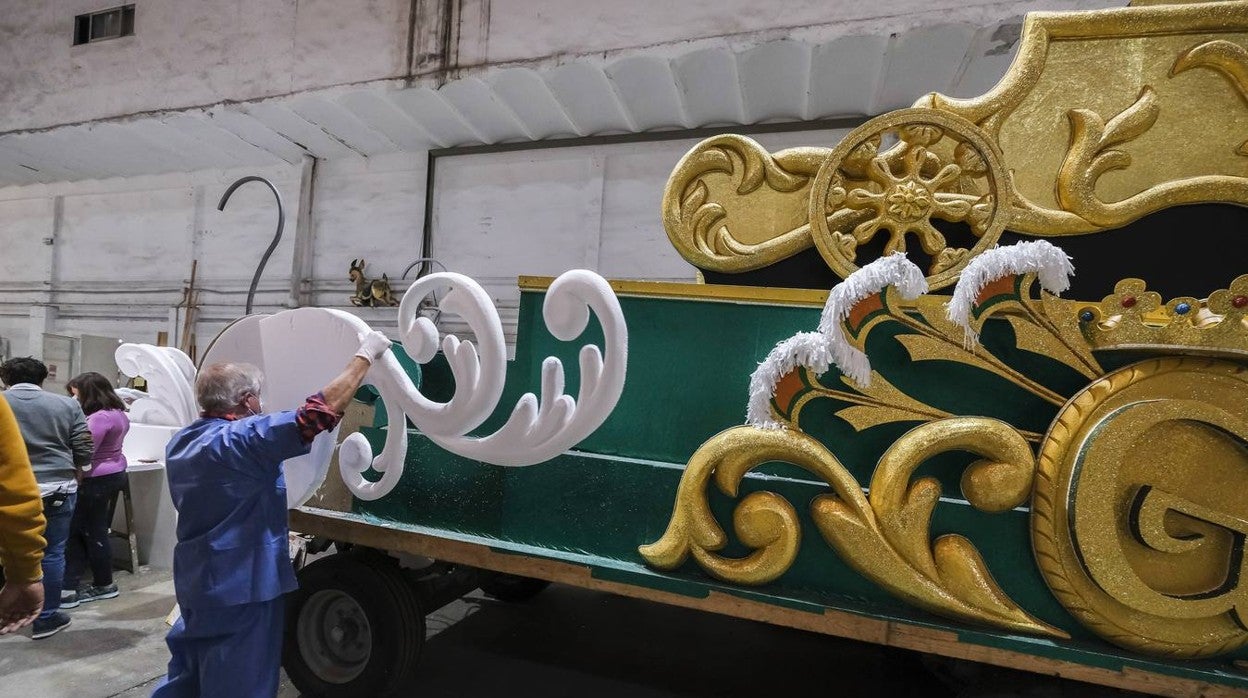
[[295, 392, 343, 443]]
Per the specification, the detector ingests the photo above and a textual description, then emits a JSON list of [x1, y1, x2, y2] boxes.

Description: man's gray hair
[[196, 362, 264, 414]]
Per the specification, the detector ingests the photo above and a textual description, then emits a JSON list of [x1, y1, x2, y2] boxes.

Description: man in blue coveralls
[[152, 330, 392, 697]]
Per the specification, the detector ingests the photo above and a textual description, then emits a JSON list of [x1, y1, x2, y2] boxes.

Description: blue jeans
[[151, 599, 285, 698], [39, 490, 77, 619]]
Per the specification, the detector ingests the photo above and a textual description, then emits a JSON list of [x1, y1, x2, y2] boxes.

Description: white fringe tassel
[[745, 253, 928, 429], [946, 240, 1074, 347], [745, 332, 832, 430]]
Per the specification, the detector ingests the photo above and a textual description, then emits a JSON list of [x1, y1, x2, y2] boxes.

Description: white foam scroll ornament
[[337, 269, 629, 500], [115, 344, 198, 427], [192, 268, 627, 505]]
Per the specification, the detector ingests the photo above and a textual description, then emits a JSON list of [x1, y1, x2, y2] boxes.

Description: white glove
[[354, 330, 392, 364]]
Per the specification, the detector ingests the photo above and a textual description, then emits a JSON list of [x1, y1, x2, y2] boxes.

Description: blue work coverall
[[152, 409, 313, 697]]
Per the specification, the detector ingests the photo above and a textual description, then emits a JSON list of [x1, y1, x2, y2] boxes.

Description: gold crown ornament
[[1078, 275, 1248, 358]]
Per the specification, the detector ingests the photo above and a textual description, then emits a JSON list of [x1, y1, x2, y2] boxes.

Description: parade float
[[120, 1, 1248, 695]]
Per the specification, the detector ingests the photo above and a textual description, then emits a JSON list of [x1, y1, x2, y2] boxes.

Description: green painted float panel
[[350, 284, 1248, 689]]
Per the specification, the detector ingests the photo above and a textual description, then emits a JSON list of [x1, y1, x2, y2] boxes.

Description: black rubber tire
[[479, 573, 551, 602], [283, 551, 425, 698]]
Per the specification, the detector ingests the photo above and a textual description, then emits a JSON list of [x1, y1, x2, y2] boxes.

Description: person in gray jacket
[[0, 357, 92, 639]]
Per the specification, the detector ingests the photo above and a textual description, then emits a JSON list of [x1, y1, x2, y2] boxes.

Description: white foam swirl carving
[[114, 344, 198, 427], [338, 269, 628, 500], [394, 272, 508, 436]]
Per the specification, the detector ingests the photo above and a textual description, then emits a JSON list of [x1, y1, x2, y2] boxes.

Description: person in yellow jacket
[[0, 392, 46, 634]]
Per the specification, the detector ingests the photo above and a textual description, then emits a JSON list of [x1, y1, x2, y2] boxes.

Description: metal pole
[[217, 176, 285, 315]]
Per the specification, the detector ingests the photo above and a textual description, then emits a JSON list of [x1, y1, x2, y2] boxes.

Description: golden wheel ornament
[[1032, 357, 1248, 657], [808, 108, 1011, 290]]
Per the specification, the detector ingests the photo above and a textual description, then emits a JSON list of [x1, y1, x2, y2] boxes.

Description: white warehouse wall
[[0, 127, 843, 361], [472, 0, 1120, 65], [3, 0, 1125, 134], [0, 0, 1141, 368], [0, 154, 428, 359], [0, 161, 304, 359], [3, 0, 413, 132]]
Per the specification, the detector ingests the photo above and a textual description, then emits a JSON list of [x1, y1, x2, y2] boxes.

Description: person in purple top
[[62, 372, 131, 607]]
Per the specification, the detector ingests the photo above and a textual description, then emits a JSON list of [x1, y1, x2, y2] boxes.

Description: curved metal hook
[[401, 257, 449, 280], [218, 176, 285, 315]]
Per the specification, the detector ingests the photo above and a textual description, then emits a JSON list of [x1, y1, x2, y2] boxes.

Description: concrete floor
[[0, 567, 1143, 698]]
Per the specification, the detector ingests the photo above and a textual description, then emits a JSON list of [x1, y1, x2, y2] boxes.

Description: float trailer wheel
[[283, 551, 425, 698]]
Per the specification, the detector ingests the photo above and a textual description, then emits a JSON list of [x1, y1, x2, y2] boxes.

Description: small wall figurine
[[348, 259, 399, 307]]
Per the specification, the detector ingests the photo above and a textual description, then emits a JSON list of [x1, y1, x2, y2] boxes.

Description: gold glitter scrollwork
[[662, 135, 830, 273], [808, 109, 1010, 290], [659, 4, 1248, 277], [785, 370, 956, 434], [1053, 85, 1248, 229], [831, 287, 1068, 407], [641, 421, 1066, 637], [637, 427, 819, 586], [962, 274, 1103, 380], [772, 367, 1044, 444], [1033, 357, 1248, 657], [927, 2, 1248, 236], [1172, 40, 1248, 134]]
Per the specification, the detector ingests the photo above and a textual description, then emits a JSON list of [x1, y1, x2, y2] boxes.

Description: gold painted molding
[[809, 108, 1010, 289], [518, 275, 1094, 318], [662, 1, 1248, 287], [640, 422, 1067, 638], [519, 275, 830, 306], [639, 267, 1248, 653], [661, 135, 828, 273]]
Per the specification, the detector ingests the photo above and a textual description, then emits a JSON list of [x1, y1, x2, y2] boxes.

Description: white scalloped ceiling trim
[[0, 20, 1024, 186]]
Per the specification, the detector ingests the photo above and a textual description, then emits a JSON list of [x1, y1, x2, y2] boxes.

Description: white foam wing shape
[[201, 309, 372, 507], [338, 269, 628, 500], [195, 293, 505, 507], [115, 344, 198, 427]]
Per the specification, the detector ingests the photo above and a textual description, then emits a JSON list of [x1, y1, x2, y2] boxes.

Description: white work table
[[119, 425, 180, 569]]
